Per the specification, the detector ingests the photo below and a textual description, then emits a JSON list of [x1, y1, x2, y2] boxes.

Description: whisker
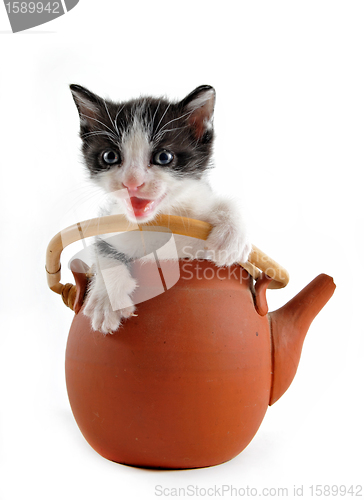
[[154, 126, 186, 143], [151, 101, 161, 130], [82, 130, 117, 139], [114, 103, 126, 133], [103, 99, 120, 139], [80, 113, 118, 137], [81, 130, 120, 147], [154, 103, 171, 135], [155, 109, 192, 137], [64, 187, 106, 212]]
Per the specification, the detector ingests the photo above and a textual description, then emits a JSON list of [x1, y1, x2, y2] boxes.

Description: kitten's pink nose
[[122, 180, 145, 191]]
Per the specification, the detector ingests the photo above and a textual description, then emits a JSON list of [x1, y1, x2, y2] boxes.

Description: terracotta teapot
[[46, 214, 335, 469]]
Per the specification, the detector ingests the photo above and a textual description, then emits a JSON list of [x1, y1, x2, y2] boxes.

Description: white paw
[[206, 225, 252, 267], [83, 276, 137, 334]]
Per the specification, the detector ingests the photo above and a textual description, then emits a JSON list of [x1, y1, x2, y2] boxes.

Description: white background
[[0, 1, 363, 499]]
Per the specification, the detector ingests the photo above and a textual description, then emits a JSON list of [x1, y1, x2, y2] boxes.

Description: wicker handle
[[46, 214, 289, 309]]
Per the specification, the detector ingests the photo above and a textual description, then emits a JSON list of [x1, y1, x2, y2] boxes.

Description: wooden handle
[[46, 214, 289, 308]]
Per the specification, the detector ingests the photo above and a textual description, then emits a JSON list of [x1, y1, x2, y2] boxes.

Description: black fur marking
[[179, 85, 215, 109], [95, 238, 132, 265], [70, 85, 216, 179]]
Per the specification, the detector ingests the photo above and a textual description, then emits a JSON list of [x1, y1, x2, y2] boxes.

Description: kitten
[[70, 84, 251, 333]]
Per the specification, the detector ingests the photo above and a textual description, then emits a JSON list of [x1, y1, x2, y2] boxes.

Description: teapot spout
[[269, 274, 336, 405]]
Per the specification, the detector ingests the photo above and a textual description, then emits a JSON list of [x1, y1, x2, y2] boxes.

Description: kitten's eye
[[102, 149, 120, 165], [153, 150, 174, 166]]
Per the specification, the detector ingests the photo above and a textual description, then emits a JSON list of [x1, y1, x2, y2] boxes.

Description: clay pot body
[[65, 259, 336, 469], [66, 261, 271, 468]]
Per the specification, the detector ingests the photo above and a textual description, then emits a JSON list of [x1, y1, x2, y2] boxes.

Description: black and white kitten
[[70, 84, 251, 333]]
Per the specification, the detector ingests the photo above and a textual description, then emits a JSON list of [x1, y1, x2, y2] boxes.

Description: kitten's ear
[[70, 84, 102, 129], [180, 85, 216, 140]]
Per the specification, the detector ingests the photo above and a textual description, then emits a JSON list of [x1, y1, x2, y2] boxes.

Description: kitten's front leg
[[205, 199, 252, 266], [83, 255, 137, 334]]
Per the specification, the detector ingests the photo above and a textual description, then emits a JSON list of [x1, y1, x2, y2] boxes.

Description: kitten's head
[[70, 84, 215, 222]]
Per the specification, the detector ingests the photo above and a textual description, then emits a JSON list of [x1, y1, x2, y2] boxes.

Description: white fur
[[97, 118, 167, 207], [83, 253, 137, 333], [82, 115, 251, 334], [185, 89, 215, 130], [83, 174, 251, 334]]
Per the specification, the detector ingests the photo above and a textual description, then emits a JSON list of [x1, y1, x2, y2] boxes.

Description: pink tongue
[[130, 197, 153, 216]]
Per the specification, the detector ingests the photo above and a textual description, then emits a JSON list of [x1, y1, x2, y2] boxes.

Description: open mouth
[[124, 196, 163, 219]]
